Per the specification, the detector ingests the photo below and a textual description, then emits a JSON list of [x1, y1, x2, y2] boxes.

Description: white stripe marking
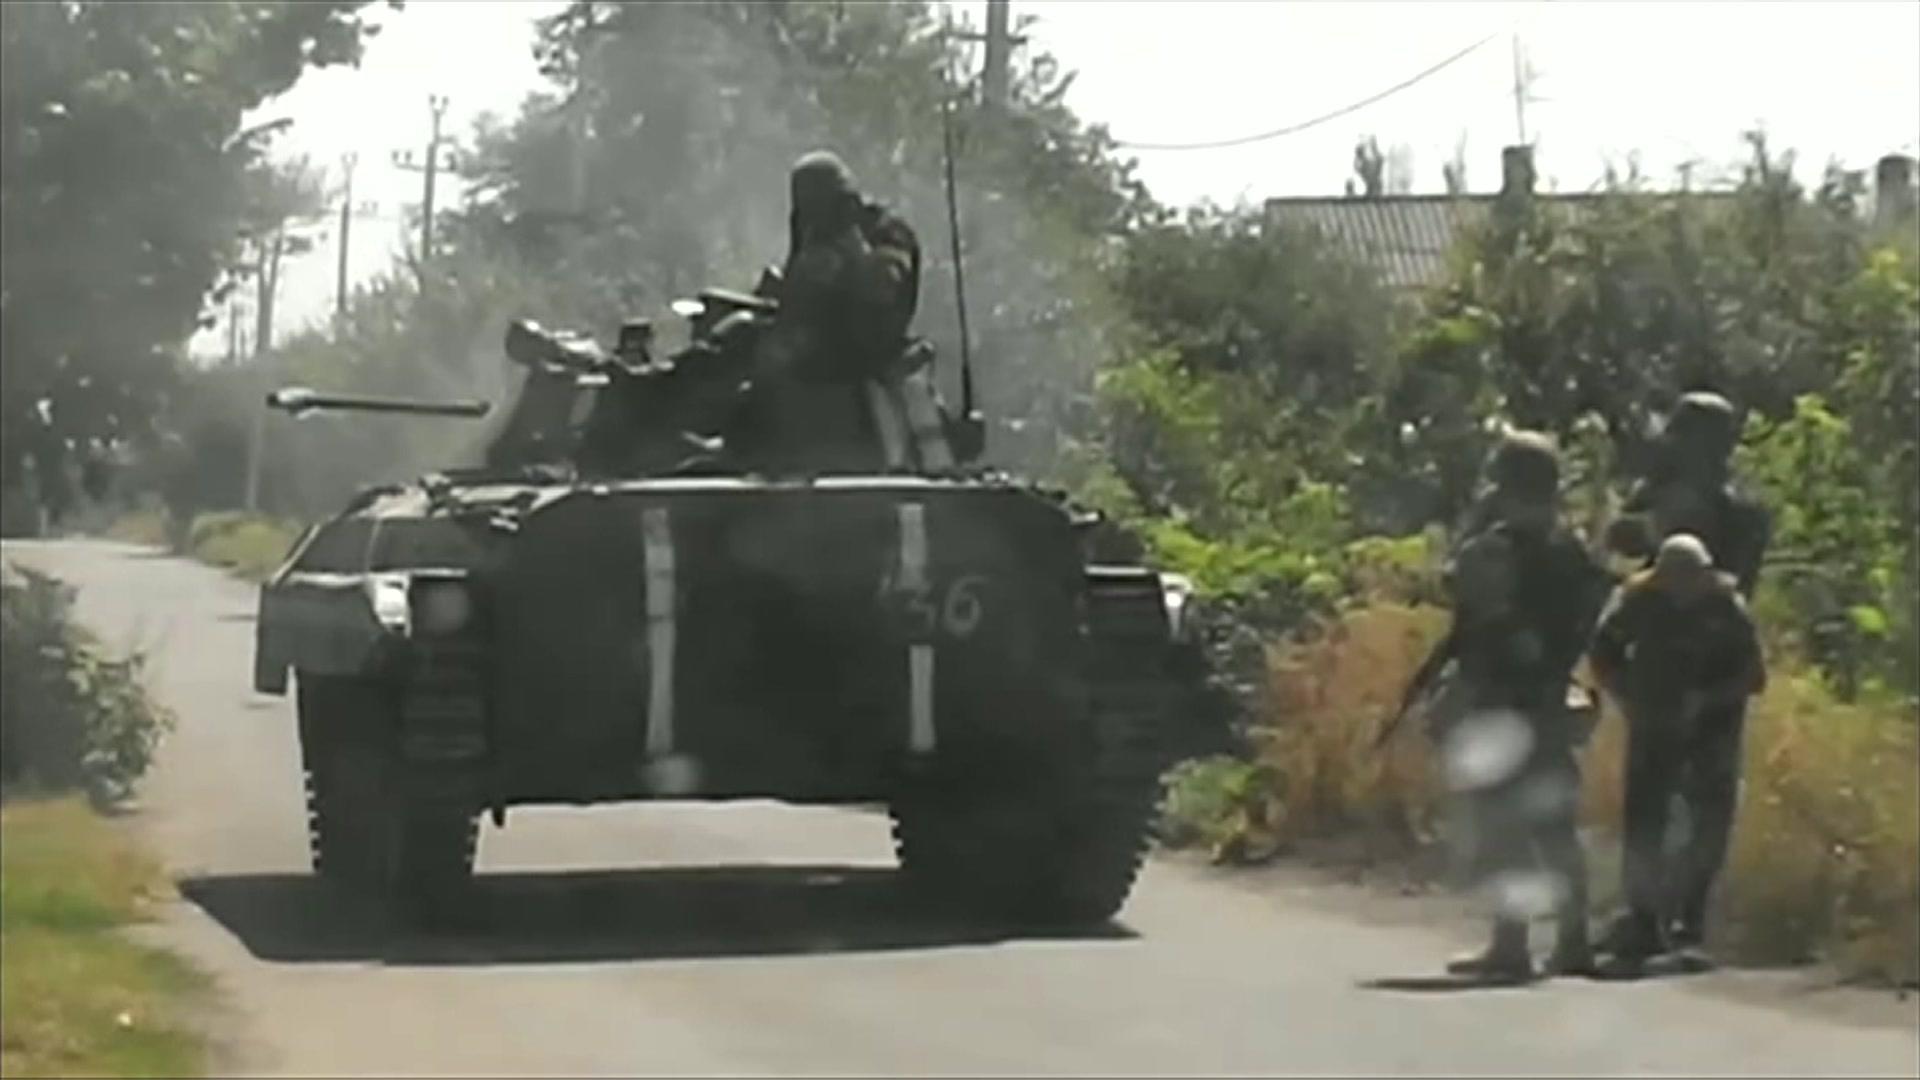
[[909, 644, 935, 754], [899, 502, 936, 754], [642, 506, 676, 757], [868, 381, 913, 470]]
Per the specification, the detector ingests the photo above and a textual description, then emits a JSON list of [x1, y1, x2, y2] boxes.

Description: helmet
[[1484, 429, 1561, 502], [1664, 392, 1739, 458], [1655, 532, 1714, 574], [789, 150, 859, 223]]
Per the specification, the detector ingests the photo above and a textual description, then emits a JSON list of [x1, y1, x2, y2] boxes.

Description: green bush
[[0, 565, 173, 808]]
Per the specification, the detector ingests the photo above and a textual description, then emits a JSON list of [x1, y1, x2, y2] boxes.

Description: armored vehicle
[[252, 290, 1217, 928]]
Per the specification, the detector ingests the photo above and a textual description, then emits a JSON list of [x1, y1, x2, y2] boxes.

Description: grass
[[182, 512, 302, 583], [100, 508, 174, 550], [99, 506, 303, 583], [1164, 599, 1920, 985], [0, 797, 209, 1079]]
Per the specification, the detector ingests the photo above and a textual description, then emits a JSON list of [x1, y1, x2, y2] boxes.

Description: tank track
[[889, 571, 1174, 927], [297, 673, 480, 927]]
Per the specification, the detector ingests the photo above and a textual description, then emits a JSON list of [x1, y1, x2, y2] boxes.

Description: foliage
[[442, 0, 1151, 474], [0, 0, 385, 522], [0, 564, 173, 808], [1163, 595, 1919, 983], [102, 504, 174, 550], [1, 797, 209, 1078], [1378, 137, 1916, 533], [1720, 671, 1918, 984], [1737, 395, 1909, 698], [1159, 756, 1280, 865], [184, 511, 302, 583]]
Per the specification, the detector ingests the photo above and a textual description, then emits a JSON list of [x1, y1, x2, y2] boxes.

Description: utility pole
[[392, 95, 455, 275], [982, 0, 1013, 111], [335, 151, 356, 328], [951, 1, 1025, 112]]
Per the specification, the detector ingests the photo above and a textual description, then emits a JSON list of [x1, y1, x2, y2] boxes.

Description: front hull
[[262, 478, 1097, 807]]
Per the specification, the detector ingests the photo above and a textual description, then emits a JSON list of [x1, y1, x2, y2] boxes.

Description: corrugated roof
[[1264, 196, 1491, 291], [1263, 191, 1741, 291]]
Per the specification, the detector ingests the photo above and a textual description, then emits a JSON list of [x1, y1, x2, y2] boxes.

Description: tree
[[1442, 134, 1469, 196], [436, 0, 1151, 474], [1385, 143, 1415, 196], [1349, 136, 1385, 199], [0, 1, 385, 524], [241, 156, 331, 356]]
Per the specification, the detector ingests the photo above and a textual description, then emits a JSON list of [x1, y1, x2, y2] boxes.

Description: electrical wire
[[1112, 31, 1502, 152]]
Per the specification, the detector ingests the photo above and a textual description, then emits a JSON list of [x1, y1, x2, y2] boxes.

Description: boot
[[1446, 919, 1534, 982], [1596, 910, 1667, 966], [1545, 918, 1596, 977], [1668, 916, 1706, 952], [1669, 890, 1709, 951]]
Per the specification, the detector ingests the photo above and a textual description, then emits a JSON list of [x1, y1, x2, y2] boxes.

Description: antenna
[[1510, 31, 1528, 146], [938, 36, 977, 420]]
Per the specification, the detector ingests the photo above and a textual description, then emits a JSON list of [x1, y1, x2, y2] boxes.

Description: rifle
[[1372, 626, 1458, 751]]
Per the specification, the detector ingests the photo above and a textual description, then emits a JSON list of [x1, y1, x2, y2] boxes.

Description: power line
[[1112, 31, 1501, 152]]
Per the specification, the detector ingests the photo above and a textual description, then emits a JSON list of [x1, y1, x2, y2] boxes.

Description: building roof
[[1263, 191, 1742, 292]]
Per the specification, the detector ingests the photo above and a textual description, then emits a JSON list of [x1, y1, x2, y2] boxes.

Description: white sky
[[210, 0, 1920, 356]]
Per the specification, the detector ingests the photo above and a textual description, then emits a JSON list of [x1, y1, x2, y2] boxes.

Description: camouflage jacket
[[1616, 478, 1772, 598], [777, 200, 921, 383], [1588, 569, 1766, 717], [1439, 521, 1613, 715]]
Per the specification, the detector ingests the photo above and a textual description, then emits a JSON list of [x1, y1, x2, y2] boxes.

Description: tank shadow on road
[[178, 864, 1136, 966]]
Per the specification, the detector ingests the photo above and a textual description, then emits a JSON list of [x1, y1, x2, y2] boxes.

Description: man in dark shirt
[[1602, 391, 1773, 957], [1607, 392, 1771, 598], [1590, 533, 1767, 964]]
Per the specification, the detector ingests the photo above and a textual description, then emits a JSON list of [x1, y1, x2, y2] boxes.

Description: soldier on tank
[[1589, 533, 1767, 967], [740, 150, 924, 475], [1599, 391, 1772, 957], [1419, 431, 1613, 981]]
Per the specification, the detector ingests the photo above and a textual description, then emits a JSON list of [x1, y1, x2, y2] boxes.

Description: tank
[[252, 291, 1222, 928]]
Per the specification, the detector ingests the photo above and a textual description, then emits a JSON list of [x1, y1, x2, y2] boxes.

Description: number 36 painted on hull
[[882, 574, 988, 640]]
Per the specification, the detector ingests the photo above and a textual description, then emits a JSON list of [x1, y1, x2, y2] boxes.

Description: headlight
[[1161, 573, 1196, 643], [412, 579, 474, 636], [365, 573, 411, 635]]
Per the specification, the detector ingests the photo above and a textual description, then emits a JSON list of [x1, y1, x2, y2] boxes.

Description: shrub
[[185, 511, 302, 583], [1718, 673, 1919, 983], [1165, 587, 1920, 985], [0, 564, 173, 808]]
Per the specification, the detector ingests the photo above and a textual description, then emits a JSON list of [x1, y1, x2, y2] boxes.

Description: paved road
[[6, 538, 1916, 1077]]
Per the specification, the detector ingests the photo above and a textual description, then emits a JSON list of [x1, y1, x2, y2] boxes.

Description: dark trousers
[[1622, 700, 1747, 932]]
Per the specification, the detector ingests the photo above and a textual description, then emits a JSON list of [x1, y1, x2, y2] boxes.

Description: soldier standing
[[1423, 431, 1613, 981], [1607, 392, 1771, 598], [1601, 391, 1773, 955], [1588, 534, 1767, 965]]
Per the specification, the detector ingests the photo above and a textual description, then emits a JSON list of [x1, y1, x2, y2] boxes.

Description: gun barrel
[[267, 387, 491, 418]]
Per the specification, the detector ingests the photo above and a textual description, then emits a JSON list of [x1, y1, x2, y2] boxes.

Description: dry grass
[[100, 508, 173, 550], [1165, 600, 1920, 984], [0, 797, 208, 1078], [184, 512, 302, 583], [1259, 603, 1448, 846]]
